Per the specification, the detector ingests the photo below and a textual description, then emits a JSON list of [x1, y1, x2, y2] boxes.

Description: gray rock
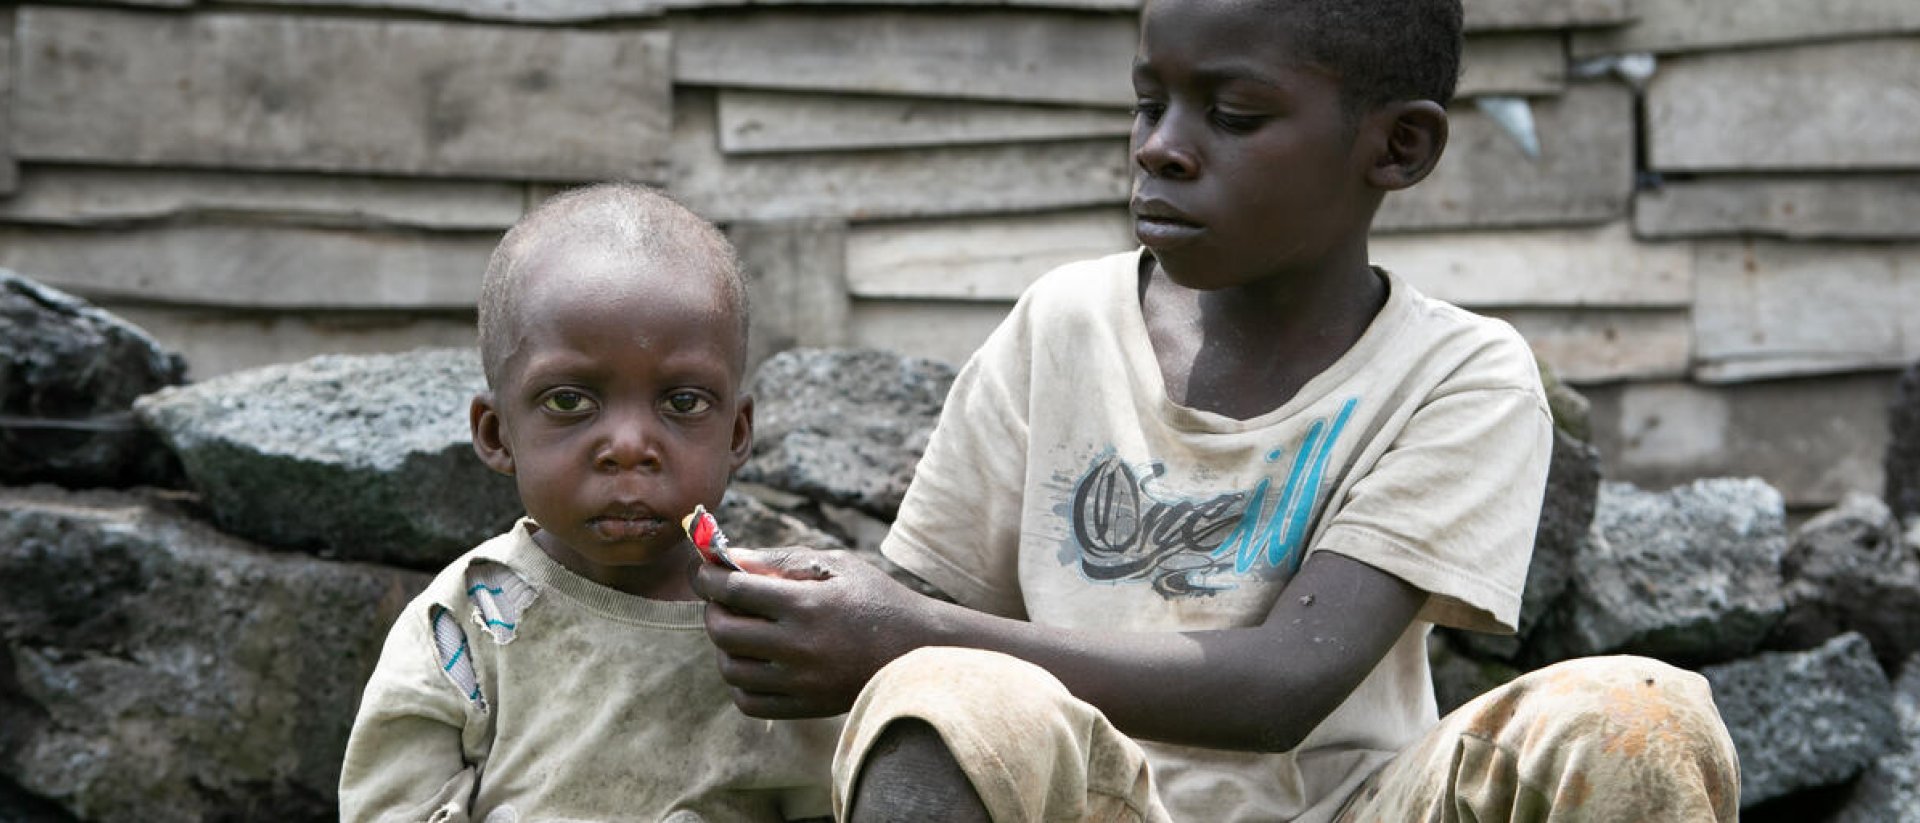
[[0, 484, 429, 823], [1454, 427, 1601, 662], [1886, 360, 1920, 521], [1529, 478, 1788, 665], [1834, 652, 1920, 823], [0, 269, 186, 488], [738, 348, 956, 520], [1769, 493, 1920, 671], [1428, 630, 1521, 716], [1703, 633, 1902, 808], [133, 348, 521, 569]]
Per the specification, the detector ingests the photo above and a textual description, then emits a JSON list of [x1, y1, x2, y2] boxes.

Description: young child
[[692, 1, 1741, 821], [339, 184, 841, 822]]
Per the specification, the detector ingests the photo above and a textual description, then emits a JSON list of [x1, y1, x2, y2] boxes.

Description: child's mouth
[[1135, 215, 1204, 248], [587, 514, 665, 540]]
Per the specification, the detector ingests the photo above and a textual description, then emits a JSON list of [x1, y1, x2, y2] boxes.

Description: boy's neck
[[1141, 252, 1387, 421]]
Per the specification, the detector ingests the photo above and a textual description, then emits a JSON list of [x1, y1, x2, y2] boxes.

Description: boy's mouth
[[587, 510, 667, 540], [1132, 199, 1204, 248]]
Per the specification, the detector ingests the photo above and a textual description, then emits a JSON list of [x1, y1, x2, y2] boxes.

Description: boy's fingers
[[728, 547, 836, 581]]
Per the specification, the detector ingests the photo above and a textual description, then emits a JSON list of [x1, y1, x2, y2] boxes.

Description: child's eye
[[663, 391, 712, 415], [1211, 109, 1265, 133], [1131, 100, 1166, 123], [540, 390, 596, 414]]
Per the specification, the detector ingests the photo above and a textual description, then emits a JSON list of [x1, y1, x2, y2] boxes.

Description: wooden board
[[1635, 176, 1920, 241], [0, 167, 526, 230], [0, 8, 15, 195], [846, 208, 1134, 301], [1692, 238, 1920, 382], [1573, 0, 1920, 57], [15, 7, 672, 180], [1456, 33, 1567, 97], [1491, 308, 1692, 383], [1646, 38, 1920, 171], [0, 224, 496, 309], [672, 10, 1138, 107], [718, 90, 1131, 154], [1584, 374, 1896, 511], [102, 304, 478, 381], [1372, 222, 1694, 308], [1467, 0, 1633, 31], [666, 91, 1130, 223], [727, 218, 854, 371], [1379, 82, 1633, 232], [847, 299, 1013, 370]]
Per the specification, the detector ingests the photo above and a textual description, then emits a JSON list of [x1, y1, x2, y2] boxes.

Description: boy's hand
[[692, 548, 930, 719]]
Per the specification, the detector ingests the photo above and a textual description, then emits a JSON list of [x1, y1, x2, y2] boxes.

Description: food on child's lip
[[681, 504, 740, 570]]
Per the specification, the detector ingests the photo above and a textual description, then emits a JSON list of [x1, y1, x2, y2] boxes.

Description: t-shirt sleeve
[[880, 300, 1035, 620], [338, 600, 481, 823], [1311, 381, 1553, 635]]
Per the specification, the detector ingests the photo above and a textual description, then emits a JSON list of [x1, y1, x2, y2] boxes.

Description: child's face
[[475, 242, 749, 598], [1129, 0, 1380, 290]]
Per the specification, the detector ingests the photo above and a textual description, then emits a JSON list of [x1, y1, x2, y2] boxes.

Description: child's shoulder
[[1380, 268, 1544, 394], [404, 524, 537, 617]]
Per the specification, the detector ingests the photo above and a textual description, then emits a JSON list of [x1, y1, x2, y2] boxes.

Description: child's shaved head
[[1266, 0, 1463, 114], [478, 183, 748, 388]]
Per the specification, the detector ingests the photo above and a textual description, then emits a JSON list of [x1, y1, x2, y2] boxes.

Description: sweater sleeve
[[338, 601, 482, 823]]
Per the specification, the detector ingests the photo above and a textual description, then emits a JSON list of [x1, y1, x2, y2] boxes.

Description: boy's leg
[[831, 646, 1171, 823], [1333, 655, 1741, 823]]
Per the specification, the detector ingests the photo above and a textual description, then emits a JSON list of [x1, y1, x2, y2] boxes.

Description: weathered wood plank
[[846, 208, 1134, 300], [1585, 374, 1896, 510], [672, 10, 1137, 107], [666, 91, 1130, 223], [727, 218, 853, 372], [0, 167, 526, 230], [1379, 82, 1632, 232], [103, 305, 478, 381], [718, 91, 1132, 155], [1692, 238, 1920, 382], [218, 0, 1142, 21], [16, 7, 671, 180], [1491, 308, 1692, 383], [848, 299, 1013, 370], [1372, 222, 1693, 308], [0, 224, 495, 309], [1646, 39, 1920, 172], [1467, 0, 1633, 31], [1456, 33, 1566, 97], [1572, 0, 1920, 57], [1635, 176, 1920, 241], [0, 8, 16, 195]]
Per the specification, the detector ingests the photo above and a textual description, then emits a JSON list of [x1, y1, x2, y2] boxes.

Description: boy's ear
[[729, 393, 755, 472], [1364, 100, 1449, 192], [470, 392, 516, 476]]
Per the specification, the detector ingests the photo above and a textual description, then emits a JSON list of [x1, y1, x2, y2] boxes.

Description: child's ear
[[1365, 100, 1449, 192], [728, 393, 755, 472], [470, 392, 516, 476]]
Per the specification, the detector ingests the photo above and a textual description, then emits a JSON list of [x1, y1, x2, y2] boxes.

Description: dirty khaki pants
[[830, 647, 1740, 822]]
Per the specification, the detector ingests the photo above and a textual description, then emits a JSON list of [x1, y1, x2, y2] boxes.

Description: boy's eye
[[664, 391, 712, 415], [1211, 109, 1265, 133], [540, 390, 596, 414], [1132, 100, 1166, 123]]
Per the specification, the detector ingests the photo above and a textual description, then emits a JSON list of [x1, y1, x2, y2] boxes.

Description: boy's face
[[472, 241, 749, 599], [1129, 0, 1381, 290]]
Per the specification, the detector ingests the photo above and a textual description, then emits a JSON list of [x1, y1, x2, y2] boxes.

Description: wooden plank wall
[[0, 0, 1912, 510]]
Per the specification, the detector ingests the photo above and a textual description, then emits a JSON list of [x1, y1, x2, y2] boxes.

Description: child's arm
[[696, 546, 1425, 753], [339, 605, 482, 822]]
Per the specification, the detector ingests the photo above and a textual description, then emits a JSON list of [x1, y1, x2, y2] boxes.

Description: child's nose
[[1135, 117, 1198, 180], [595, 412, 663, 473]]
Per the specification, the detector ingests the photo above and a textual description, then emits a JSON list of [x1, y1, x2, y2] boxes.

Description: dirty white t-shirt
[[340, 521, 841, 823], [882, 250, 1553, 822]]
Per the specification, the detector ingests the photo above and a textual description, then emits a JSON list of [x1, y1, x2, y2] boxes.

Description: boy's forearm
[[919, 551, 1428, 752]]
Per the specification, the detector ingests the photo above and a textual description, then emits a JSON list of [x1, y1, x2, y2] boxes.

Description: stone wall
[[0, 0, 1914, 515]]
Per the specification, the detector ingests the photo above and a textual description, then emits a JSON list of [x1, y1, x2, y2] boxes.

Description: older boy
[[339, 184, 840, 822], [693, 0, 1740, 821]]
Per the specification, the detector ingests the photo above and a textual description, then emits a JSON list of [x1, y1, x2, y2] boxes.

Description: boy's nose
[[595, 414, 663, 473], [1134, 122, 1197, 179]]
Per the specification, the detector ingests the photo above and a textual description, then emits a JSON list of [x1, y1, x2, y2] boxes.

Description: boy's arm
[[696, 546, 1425, 753], [339, 606, 480, 823]]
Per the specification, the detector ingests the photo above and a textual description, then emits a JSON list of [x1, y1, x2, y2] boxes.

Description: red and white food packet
[[681, 504, 741, 570]]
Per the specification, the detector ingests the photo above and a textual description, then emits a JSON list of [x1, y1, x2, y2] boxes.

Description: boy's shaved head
[[1267, 0, 1463, 114], [478, 183, 748, 387]]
